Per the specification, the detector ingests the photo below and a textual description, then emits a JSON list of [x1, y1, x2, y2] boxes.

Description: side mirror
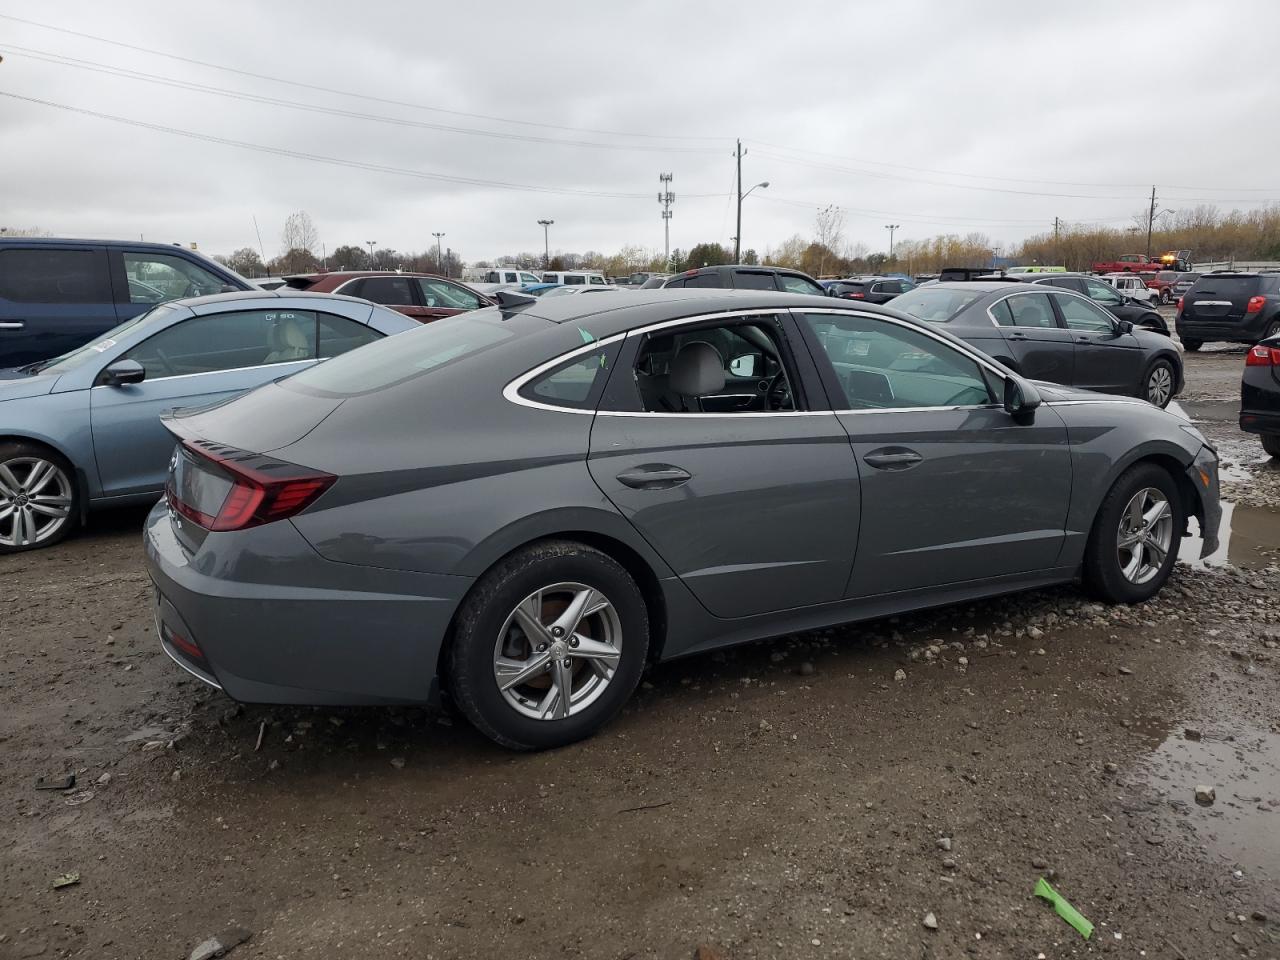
[[100, 358, 146, 387], [1117, 319, 1134, 335], [1003, 375, 1041, 422], [729, 354, 757, 377]]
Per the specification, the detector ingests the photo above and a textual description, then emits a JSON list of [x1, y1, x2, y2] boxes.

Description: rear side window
[[520, 343, 620, 409], [0, 248, 110, 303], [1000, 293, 1056, 328], [358, 276, 415, 305], [734, 271, 776, 290], [686, 272, 723, 288], [124, 309, 319, 378], [780, 274, 824, 295], [564, 275, 586, 285], [123, 252, 227, 303]]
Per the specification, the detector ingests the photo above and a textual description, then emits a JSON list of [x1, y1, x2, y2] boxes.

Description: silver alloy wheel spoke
[[0, 457, 74, 548], [0, 464, 19, 498], [551, 586, 606, 639], [571, 635, 621, 677], [495, 653, 551, 691], [1143, 499, 1169, 527], [1116, 487, 1173, 585], [28, 494, 72, 518], [24, 460, 54, 495], [512, 590, 549, 643], [551, 658, 573, 719]]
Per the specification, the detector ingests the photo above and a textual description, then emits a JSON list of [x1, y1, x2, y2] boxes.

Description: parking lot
[[1, 333, 1277, 960]]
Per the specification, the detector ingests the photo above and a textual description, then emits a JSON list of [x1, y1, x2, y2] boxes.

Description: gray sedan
[[888, 282, 1184, 407], [0, 291, 418, 552], [145, 290, 1220, 749]]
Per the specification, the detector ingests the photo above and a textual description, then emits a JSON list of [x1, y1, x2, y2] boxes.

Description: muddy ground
[[2, 342, 1279, 960]]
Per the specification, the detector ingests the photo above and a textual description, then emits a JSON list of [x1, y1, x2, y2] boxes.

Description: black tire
[[1182, 338, 1202, 352], [447, 540, 649, 750], [1265, 320, 1280, 341], [0, 441, 80, 554], [1262, 434, 1280, 459], [1083, 462, 1182, 604], [1142, 357, 1176, 407], [1160, 289, 1171, 305]]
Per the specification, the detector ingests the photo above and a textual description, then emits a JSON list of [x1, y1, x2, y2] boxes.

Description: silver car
[[145, 291, 1221, 749], [0, 292, 418, 552]]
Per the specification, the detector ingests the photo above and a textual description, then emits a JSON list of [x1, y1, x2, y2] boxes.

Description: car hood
[[0, 368, 59, 401]]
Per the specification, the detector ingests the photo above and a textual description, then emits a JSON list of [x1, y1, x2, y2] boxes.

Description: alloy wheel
[[1146, 364, 1173, 406], [492, 582, 623, 720], [1116, 487, 1173, 585], [0, 456, 74, 548]]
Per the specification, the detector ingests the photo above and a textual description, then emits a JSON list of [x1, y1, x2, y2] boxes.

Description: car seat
[[264, 316, 311, 363]]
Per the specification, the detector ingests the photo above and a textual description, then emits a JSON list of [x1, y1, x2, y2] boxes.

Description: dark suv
[[661, 265, 825, 295], [0, 238, 251, 367], [825, 277, 915, 304], [1176, 272, 1280, 351]]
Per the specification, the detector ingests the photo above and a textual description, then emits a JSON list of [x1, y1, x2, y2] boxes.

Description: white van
[[542, 270, 607, 286], [483, 267, 543, 286]]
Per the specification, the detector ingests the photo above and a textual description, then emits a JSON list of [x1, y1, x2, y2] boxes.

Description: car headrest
[[669, 341, 725, 396], [270, 317, 309, 350]]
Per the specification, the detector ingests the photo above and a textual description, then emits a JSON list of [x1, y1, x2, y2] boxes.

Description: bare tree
[[814, 205, 845, 276], [280, 211, 319, 254]]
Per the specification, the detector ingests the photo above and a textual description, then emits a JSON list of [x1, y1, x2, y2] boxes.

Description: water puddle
[[1137, 725, 1280, 882], [1179, 500, 1280, 570]]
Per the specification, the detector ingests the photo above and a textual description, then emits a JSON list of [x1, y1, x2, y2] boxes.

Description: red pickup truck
[[1091, 254, 1163, 274]]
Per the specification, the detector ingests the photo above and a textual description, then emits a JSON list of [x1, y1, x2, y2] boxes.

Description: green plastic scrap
[[1034, 877, 1093, 940], [577, 327, 596, 344]]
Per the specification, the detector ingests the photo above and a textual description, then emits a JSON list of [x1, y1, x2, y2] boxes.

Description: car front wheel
[[1143, 358, 1176, 407], [0, 442, 79, 554], [1182, 339, 1202, 351], [1083, 463, 1182, 604], [447, 540, 649, 750], [1262, 434, 1280, 459], [1160, 289, 1171, 304]]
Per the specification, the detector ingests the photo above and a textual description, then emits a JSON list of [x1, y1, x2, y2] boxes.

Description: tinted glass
[[799, 313, 991, 409], [281, 311, 515, 397], [0, 248, 110, 304], [1041, 277, 1083, 292], [589, 276, 606, 285], [125, 308, 317, 378], [686, 273, 723, 288], [563, 275, 585, 285], [663, 278, 685, 289], [1082, 278, 1123, 306], [734, 271, 777, 290], [890, 286, 986, 323], [416, 278, 482, 310], [1005, 293, 1056, 328], [780, 274, 824, 295], [989, 299, 1015, 326], [36, 306, 174, 374], [123, 252, 225, 303], [522, 346, 614, 408], [318, 313, 380, 358], [1053, 294, 1115, 332], [876, 280, 904, 294], [1189, 276, 1261, 299], [359, 276, 415, 306]]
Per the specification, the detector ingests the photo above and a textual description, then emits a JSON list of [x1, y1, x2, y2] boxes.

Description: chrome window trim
[[91, 358, 316, 386]]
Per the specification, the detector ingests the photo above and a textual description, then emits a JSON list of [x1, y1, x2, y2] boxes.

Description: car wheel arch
[[0, 434, 91, 524], [1090, 447, 1202, 542]]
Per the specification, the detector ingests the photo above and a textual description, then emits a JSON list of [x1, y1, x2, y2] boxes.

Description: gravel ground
[[1, 347, 1278, 960]]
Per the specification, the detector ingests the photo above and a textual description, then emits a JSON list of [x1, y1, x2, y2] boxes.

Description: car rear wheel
[[1262, 434, 1280, 459], [1182, 339, 1202, 351], [0, 442, 78, 554], [447, 540, 649, 750], [1083, 463, 1181, 604], [1265, 320, 1280, 341], [1160, 289, 1171, 304], [1143, 358, 1176, 407]]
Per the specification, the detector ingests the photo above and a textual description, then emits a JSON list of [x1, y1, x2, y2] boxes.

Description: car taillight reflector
[[1246, 344, 1280, 366], [167, 440, 335, 533], [1246, 295, 1266, 313], [1176, 297, 1183, 311], [845, 292, 866, 299]]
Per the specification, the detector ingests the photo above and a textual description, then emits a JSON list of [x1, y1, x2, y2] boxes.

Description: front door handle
[[0, 321, 25, 330], [863, 448, 923, 471], [616, 464, 692, 490], [1006, 332, 1027, 341]]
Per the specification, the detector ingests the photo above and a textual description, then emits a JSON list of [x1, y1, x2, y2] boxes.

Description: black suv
[[1176, 272, 1280, 351], [661, 265, 825, 295], [1005, 272, 1169, 336], [0, 238, 251, 367], [826, 277, 915, 304]]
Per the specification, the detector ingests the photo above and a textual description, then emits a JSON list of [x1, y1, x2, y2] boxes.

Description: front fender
[[0, 392, 99, 498]]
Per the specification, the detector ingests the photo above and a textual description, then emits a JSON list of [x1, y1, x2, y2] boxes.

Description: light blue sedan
[[0, 291, 419, 552]]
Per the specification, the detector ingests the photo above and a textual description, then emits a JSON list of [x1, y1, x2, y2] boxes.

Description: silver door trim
[[0, 321, 25, 330], [90, 358, 316, 387]]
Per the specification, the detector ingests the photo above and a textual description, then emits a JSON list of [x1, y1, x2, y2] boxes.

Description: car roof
[[0, 236, 213, 252], [286, 271, 447, 281], [174, 289, 378, 309], [922, 281, 1025, 294]]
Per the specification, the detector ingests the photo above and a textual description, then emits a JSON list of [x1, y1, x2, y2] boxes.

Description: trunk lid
[[1183, 275, 1261, 322], [163, 380, 344, 453]]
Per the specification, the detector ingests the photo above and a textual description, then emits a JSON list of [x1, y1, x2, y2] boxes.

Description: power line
[[754, 194, 1133, 228], [0, 91, 731, 201], [0, 13, 728, 143], [0, 45, 721, 155]]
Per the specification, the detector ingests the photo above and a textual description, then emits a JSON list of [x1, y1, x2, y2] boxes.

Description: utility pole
[[1146, 186, 1157, 259], [658, 173, 674, 267], [884, 224, 900, 259], [432, 232, 446, 275], [1053, 216, 1061, 265], [734, 140, 744, 263], [537, 219, 554, 269], [366, 240, 377, 265]]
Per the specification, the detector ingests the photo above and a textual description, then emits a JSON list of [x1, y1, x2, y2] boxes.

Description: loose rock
[[1195, 785, 1216, 806], [936, 837, 952, 852], [923, 912, 938, 930], [894, 669, 907, 682]]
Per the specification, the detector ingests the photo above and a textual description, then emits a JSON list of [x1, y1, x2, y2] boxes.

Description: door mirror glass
[[729, 354, 757, 377], [1003, 375, 1041, 418], [1117, 319, 1134, 335], [100, 358, 146, 386]]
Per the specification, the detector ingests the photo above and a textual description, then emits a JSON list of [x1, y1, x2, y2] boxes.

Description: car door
[[988, 291, 1075, 384], [794, 308, 1072, 595], [414, 278, 486, 321], [0, 245, 116, 366], [1048, 291, 1143, 395], [89, 306, 323, 497], [587, 311, 861, 619]]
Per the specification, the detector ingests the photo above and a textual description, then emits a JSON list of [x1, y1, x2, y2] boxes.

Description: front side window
[[123, 252, 226, 303], [799, 312, 993, 410], [0, 248, 111, 304], [1052, 293, 1116, 333], [358, 276, 415, 306], [123, 308, 319, 378], [780, 274, 824, 295], [1082, 278, 1124, 307], [519, 272, 540, 284], [416, 278, 482, 310], [734, 271, 776, 290]]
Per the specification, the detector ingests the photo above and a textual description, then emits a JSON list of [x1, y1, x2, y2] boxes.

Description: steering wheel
[[151, 346, 180, 377], [766, 371, 792, 410]]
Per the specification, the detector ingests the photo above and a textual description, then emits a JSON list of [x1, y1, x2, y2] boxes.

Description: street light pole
[[537, 219, 554, 269], [884, 224, 900, 259], [733, 142, 770, 263], [366, 240, 377, 265], [432, 232, 446, 275]]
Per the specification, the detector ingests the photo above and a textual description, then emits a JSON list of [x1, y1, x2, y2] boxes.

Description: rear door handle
[[863, 448, 923, 471], [1006, 332, 1027, 340], [616, 464, 692, 490], [0, 321, 25, 330]]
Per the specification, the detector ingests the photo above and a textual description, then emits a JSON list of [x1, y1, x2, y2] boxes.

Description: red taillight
[[1246, 344, 1280, 366], [1246, 295, 1266, 314], [167, 441, 335, 533], [1176, 297, 1183, 311], [844, 292, 866, 299]]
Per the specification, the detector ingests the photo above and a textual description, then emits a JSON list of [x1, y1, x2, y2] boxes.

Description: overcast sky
[[2, 0, 1278, 264]]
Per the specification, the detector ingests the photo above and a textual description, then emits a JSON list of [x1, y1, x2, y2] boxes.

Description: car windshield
[[24, 306, 175, 375], [279, 308, 518, 397], [889, 286, 987, 323]]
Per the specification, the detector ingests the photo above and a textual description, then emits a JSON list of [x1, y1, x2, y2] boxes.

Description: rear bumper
[[1186, 446, 1221, 558], [1240, 409, 1280, 436], [143, 501, 472, 706], [1176, 313, 1271, 344]]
